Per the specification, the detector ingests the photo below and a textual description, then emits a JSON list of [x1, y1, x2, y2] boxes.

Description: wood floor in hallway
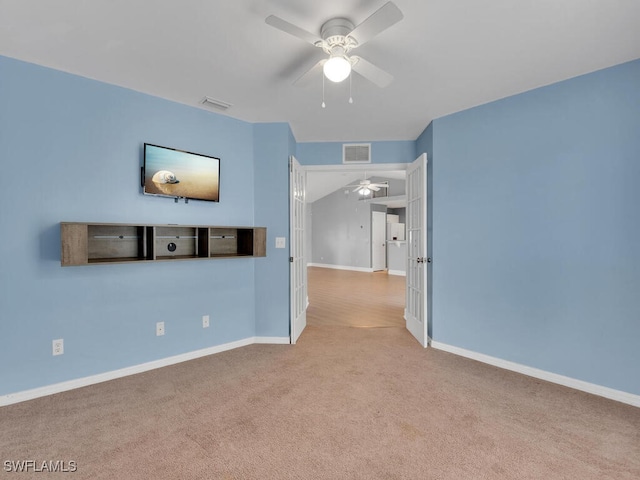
[[306, 266, 406, 329]]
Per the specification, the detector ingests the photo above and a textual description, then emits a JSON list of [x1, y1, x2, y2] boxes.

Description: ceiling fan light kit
[[323, 55, 351, 83]]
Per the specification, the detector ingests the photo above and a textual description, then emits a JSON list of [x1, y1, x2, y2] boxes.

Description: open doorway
[[300, 163, 409, 333]]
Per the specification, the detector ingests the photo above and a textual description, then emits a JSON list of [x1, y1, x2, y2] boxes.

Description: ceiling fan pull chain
[[349, 73, 354, 104], [322, 74, 326, 108]]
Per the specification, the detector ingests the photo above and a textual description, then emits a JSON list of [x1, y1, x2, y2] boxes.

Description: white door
[[405, 154, 429, 347], [372, 211, 387, 271], [290, 156, 307, 344]]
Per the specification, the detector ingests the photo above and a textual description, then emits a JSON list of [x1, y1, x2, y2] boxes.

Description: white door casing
[[372, 211, 387, 271], [290, 156, 307, 344], [405, 154, 429, 347]]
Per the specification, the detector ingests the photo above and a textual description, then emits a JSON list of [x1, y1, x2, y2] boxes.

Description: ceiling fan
[[347, 179, 389, 195], [265, 1, 403, 88]]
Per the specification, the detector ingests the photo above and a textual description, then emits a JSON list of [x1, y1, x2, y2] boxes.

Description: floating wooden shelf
[[60, 222, 266, 266]]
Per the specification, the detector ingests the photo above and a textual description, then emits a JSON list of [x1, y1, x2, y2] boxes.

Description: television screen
[[143, 143, 220, 202]]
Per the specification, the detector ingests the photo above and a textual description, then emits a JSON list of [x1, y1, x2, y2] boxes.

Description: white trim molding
[[431, 341, 640, 408], [0, 336, 290, 407], [254, 336, 290, 345], [388, 270, 406, 276], [307, 263, 374, 273]]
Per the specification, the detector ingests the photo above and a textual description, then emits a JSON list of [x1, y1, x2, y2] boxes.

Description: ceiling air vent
[[200, 96, 232, 111], [343, 143, 371, 164]]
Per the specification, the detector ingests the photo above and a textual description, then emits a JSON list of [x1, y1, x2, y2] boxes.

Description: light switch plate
[[275, 237, 286, 249]]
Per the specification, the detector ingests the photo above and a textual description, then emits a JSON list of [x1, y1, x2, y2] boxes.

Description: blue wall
[[430, 59, 640, 395], [253, 123, 295, 337], [0, 56, 261, 395]]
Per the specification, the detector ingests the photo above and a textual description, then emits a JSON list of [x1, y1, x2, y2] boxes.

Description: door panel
[[405, 154, 428, 347], [290, 156, 307, 343]]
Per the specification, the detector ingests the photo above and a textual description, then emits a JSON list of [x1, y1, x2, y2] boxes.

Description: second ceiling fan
[[265, 1, 403, 88], [347, 179, 389, 195]]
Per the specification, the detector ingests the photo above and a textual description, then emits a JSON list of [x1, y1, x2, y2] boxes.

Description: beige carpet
[[1, 269, 639, 479]]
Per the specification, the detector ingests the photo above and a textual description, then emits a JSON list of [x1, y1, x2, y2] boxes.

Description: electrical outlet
[[52, 339, 64, 356], [202, 315, 210, 328], [275, 237, 286, 249], [156, 321, 165, 336]]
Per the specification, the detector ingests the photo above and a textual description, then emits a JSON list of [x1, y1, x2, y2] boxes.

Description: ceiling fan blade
[[293, 58, 326, 87], [265, 15, 322, 46], [347, 1, 403, 47], [370, 186, 381, 192], [371, 183, 389, 188], [351, 56, 394, 88], [352, 186, 362, 192]]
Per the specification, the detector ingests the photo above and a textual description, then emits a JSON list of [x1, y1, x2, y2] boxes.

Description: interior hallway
[[306, 267, 406, 329]]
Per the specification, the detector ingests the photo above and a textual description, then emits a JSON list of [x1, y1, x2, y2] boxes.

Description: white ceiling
[[1, 1, 639, 143], [306, 168, 406, 203]]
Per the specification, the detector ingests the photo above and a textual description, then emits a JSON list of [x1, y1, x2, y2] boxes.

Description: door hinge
[[290, 257, 294, 263]]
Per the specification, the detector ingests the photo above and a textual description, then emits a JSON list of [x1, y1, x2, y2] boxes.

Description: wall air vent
[[343, 143, 371, 164], [200, 96, 233, 111]]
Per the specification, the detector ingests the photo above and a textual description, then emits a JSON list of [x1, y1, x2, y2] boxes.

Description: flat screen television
[[142, 143, 220, 202]]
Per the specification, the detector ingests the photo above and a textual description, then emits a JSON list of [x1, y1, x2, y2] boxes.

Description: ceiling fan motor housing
[[320, 18, 358, 54]]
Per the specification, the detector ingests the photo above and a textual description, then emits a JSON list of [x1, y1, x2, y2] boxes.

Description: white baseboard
[[253, 336, 290, 345], [388, 270, 406, 276], [0, 336, 290, 407], [431, 341, 640, 408], [307, 263, 374, 273]]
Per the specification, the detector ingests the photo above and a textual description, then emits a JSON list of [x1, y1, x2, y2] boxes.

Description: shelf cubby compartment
[[154, 226, 208, 261], [88, 224, 152, 263], [209, 227, 266, 257], [61, 223, 153, 265]]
